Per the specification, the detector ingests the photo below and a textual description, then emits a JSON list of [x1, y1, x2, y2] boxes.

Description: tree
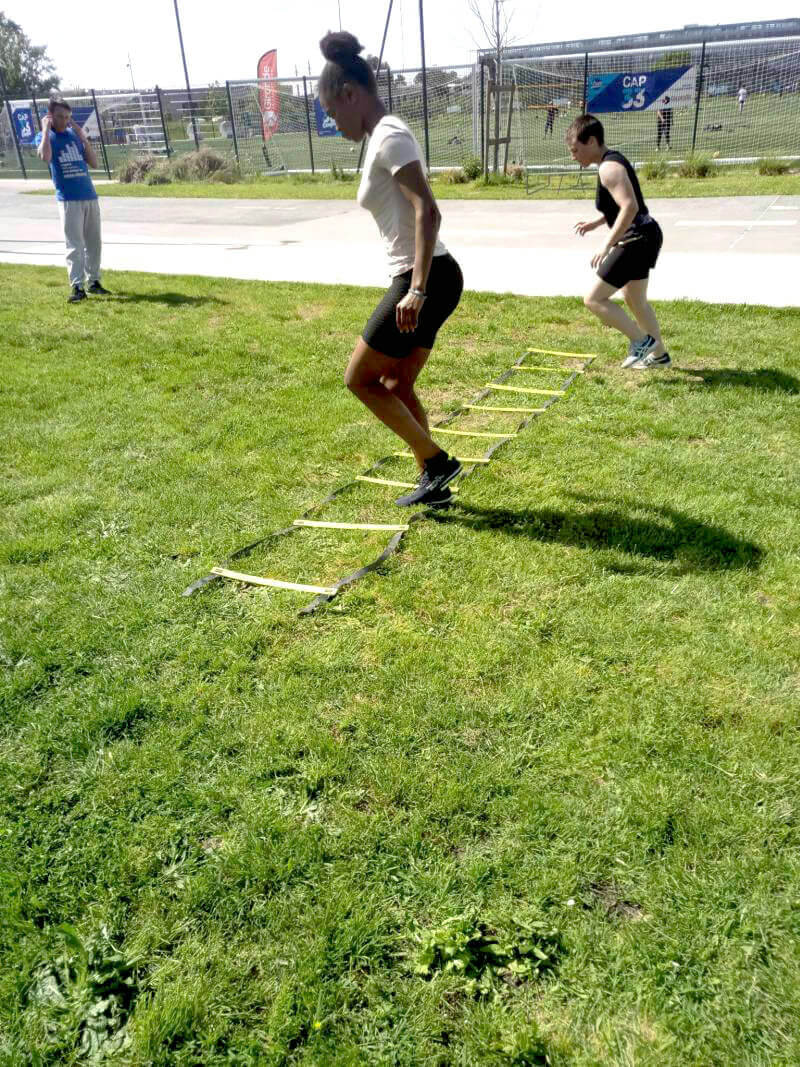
[[468, 0, 523, 172], [413, 69, 456, 89], [207, 81, 229, 118], [468, 0, 521, 74], [0, 12, 59, 96], [653, 50, 694, 71]]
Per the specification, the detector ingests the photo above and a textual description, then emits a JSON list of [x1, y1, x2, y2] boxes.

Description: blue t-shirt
[[47, 128, 97, 202]]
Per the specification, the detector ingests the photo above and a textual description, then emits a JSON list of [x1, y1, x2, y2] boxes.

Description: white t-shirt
[[357, 115, 447, 278], [738, 88, 747, 102]]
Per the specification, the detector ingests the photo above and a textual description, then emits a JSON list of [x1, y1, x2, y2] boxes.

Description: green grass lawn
[[25, 165, 800, 202], [2, 263, 799, 1064], [180, 91, 800, 176]]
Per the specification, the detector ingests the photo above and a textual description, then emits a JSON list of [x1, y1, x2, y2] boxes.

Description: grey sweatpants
[[58, 198, 102, 288]]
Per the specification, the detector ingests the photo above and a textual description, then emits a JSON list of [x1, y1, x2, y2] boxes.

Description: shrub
[[678, 154, 716, 178], [168, 148, 234, 182], [143, 162, 173, 186], [757, 157, 790, 176], [329, 161, 355, 182], [439, 168, 467, 184], [641, 157, 668, 180], [478, 171, 523, 187], [117, 149, 240, 185], [462, 154, 482, 181], [207, 164, 238, 184], [117, 156, 158, 183], [188, 148, 234, 179]]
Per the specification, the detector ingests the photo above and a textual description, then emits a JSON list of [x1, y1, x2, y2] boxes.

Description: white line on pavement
[[676, 220, 797, 227]]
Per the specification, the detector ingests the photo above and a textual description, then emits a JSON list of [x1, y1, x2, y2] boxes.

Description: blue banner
[[70, 106, 96, 129], [313, 97, 341, 137], [588, 66, 695, 112], [13, 107, 36, 144]]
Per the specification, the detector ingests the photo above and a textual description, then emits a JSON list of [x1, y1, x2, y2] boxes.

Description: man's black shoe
[[87, 281, 111, 295], [395, 452, 462, 507], [68, 286, 87, 303]]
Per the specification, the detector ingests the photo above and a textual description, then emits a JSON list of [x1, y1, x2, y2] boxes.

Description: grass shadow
[[431, 493, 762, 572], [109, 292, 228, 307], [668, 367, 799, 394]]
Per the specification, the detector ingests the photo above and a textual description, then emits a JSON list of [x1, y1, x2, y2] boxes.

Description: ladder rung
[[435, 428, 515, 439], [293, 519, 409, 531], [464, 404, 546, 414], [485, 384, 565, 396], [394, 451, 490, 464], [356, 475, 458, 493], [513, 365, 584, 374], [527, 347, 596, 358], [211, 567, 335, 595], [487, 137, 511, 145]]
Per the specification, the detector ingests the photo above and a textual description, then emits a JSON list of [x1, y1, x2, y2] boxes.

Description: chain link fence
[[3, 27, 799, 182], [503, 32, 800, 173]]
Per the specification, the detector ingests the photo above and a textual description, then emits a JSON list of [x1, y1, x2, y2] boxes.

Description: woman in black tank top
[[566, 115, 670, 370]]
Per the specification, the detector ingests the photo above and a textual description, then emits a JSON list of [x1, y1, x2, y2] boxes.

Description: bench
[[525, 165, 590, 195]]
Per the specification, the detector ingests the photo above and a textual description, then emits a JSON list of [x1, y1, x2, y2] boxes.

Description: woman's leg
[[345, 339, 441, 467], [584, 277, 645, 343], [380, 347, 431, 463], [622, 278, 666, 356]]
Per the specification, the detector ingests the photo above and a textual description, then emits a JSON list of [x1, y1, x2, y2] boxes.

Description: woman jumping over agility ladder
[[318, 31, 464, 507]]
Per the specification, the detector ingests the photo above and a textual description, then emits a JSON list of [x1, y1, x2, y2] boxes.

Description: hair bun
[[320, 30, 363, 65]]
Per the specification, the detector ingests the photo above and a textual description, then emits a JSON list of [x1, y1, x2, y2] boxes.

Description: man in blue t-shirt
[[37, 98, 110, 303]]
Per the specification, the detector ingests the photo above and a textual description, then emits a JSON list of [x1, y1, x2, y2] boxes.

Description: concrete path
[[2, 180, 799, 306]]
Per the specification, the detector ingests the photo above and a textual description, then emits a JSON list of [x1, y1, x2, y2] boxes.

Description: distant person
[[738, 86, 747, 113], [37, 98, 110, 303], [567, 114, 670, 370], [318, 30, 463, 506], [656, 95, 672, 150], [544, 104, 558, 137]]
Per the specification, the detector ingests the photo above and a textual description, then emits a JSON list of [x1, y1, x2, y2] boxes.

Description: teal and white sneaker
[[622, 334, 656, 368], [632, 350, 672, 370]]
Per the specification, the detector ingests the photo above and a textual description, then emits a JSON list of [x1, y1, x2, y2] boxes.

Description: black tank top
[[595, 149, 650, 232]]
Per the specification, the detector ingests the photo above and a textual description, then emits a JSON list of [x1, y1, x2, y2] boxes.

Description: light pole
[[126, 53, 136, 91], [419, 0, 430, 168], [172, 0, 199, 150]]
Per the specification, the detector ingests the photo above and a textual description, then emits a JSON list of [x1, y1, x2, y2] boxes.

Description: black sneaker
[[68, 285, 87, 303], [395, 452, 462, 507], [424, 487, 454, 509], [87, 281, 111, 295]]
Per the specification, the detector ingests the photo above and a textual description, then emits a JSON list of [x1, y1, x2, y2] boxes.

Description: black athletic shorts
[[597, 220, 663, 290], [362, 252, 463, 359]]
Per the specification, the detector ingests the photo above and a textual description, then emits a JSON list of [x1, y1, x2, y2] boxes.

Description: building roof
[[486, 18, 800, 61]]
